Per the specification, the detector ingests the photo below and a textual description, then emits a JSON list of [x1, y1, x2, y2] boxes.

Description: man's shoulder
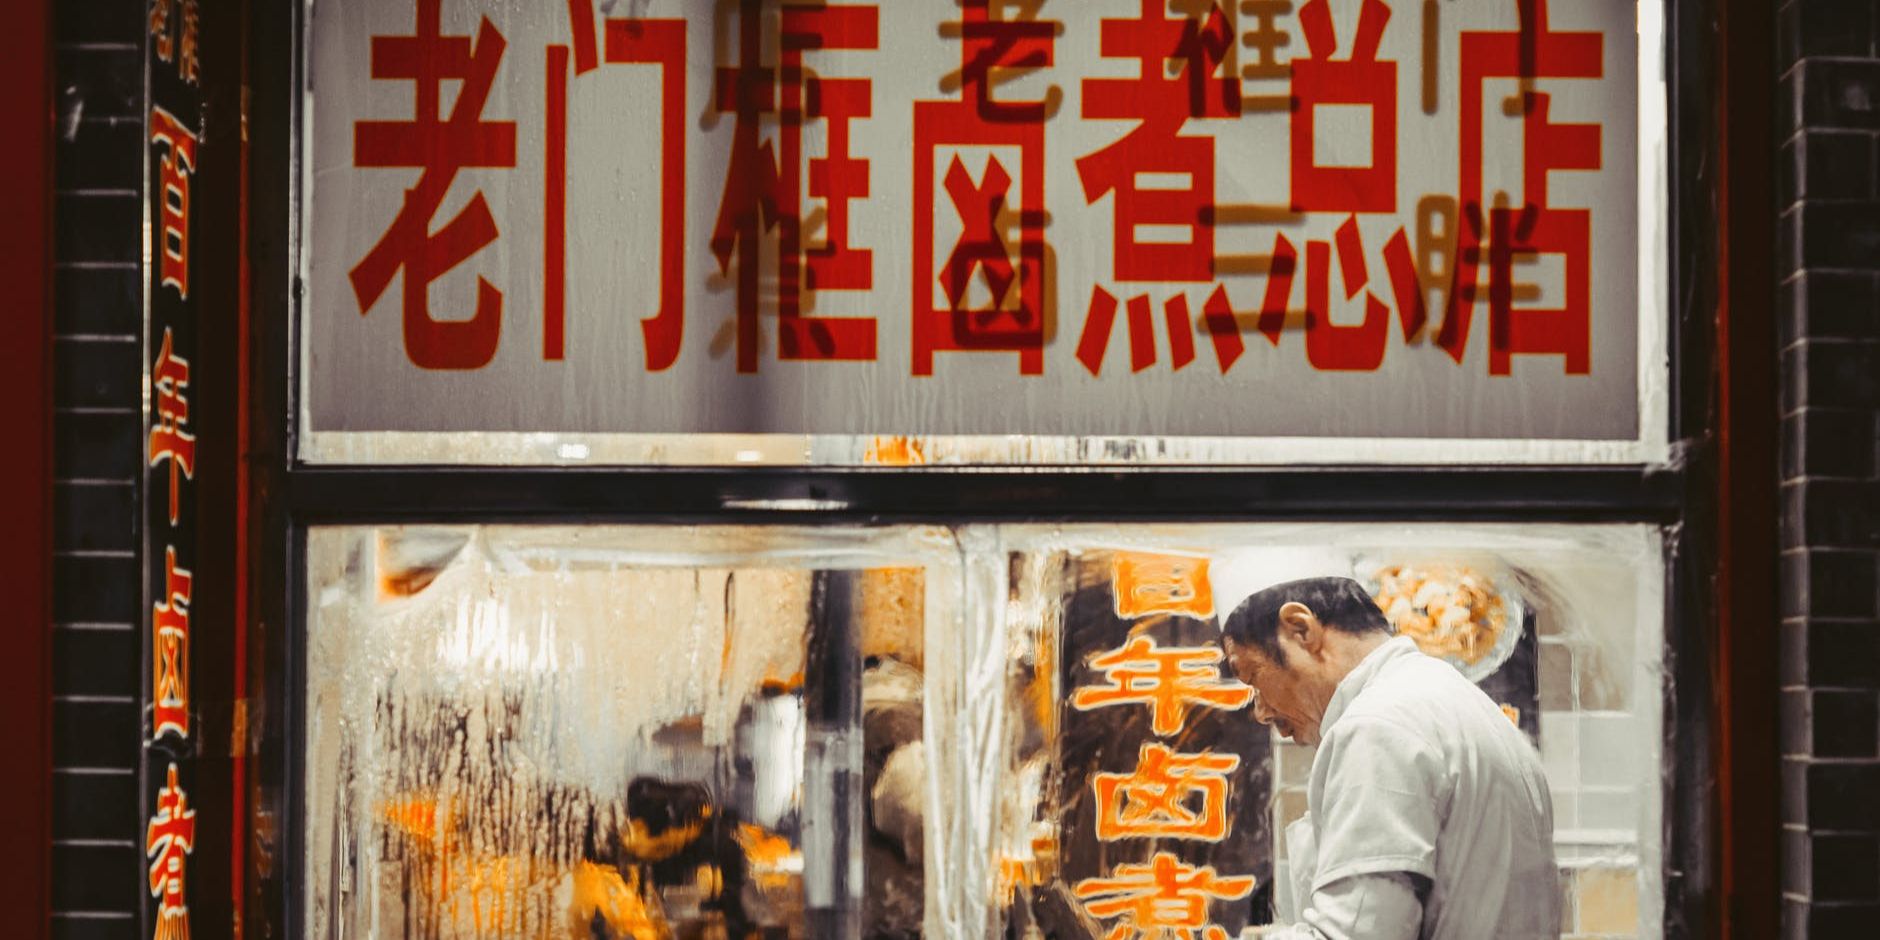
[[1337, 652, 1523, 757], [1319, 706, 1441, 757], [1347, 649, 1490, 716]]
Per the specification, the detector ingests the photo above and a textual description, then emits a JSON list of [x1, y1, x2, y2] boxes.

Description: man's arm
[[1310, 715, 1445, 885], [1255, 872, 1426, 940], [1265, 715, 1445, 938]]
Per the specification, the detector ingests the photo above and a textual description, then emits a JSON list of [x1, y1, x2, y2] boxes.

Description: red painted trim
[[0, 0, 53, 936]]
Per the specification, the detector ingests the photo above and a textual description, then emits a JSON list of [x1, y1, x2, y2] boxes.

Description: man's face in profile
[[1225, 637, 1325, 746]]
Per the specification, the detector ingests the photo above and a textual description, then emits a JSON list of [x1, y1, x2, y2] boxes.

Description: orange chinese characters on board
[[1112, 552, 1215, 619], [151, 547, 192, 740], [146, 764, 195, 940], [1094, 742, 1241, 842], [148, 328, 194, 526], [1073, 852, 1256, 940], [1071, 635, 1252, 736]]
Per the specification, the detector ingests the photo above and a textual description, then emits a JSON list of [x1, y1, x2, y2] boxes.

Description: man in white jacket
[[1213, 567, 1559, 940]]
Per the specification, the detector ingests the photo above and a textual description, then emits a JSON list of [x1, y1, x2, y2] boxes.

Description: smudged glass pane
[[304, 526, 956, 940]]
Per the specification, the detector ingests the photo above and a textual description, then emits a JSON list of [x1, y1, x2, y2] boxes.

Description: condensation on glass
[[304, 523, 1665, 938], [303, 527, 957, 939]]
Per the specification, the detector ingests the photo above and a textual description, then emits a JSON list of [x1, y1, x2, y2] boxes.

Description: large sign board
[[303, 0, 1656, 464]]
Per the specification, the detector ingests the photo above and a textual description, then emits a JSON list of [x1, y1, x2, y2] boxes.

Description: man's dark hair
[[1220, 576, 1394, 665]]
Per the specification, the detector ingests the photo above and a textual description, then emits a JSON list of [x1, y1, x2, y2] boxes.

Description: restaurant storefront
[[21, 0, 1794, 937]]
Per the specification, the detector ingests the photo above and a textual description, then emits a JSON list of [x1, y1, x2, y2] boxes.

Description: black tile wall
[[55, 267, 143, 337], [51, 483, 135, 554], [50, 2, 143, 935], [54, 412, 143, 481], [51, 628, 139, 700], [53, 194, 139, 264], [1780, 1, 1880, 925], [53, 339, 140, 409], [50, 771, 138, 845]]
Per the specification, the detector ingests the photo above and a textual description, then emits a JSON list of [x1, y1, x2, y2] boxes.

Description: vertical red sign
[[145, 3, 205, 938]]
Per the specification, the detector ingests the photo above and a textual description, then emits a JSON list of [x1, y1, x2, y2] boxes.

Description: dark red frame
[[0, 0, 53, 936]]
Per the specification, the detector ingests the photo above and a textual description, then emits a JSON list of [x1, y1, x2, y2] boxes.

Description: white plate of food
[[1358, 560, 1524, 683]]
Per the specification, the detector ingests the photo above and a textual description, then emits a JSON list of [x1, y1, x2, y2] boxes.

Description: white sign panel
[[304, 0, 1656, 463]]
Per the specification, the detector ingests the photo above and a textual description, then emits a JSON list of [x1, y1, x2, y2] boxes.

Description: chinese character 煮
[[147, 763, 196, 940], [1074, 0, 1241, 375], [1073, 851, 1255, 940]]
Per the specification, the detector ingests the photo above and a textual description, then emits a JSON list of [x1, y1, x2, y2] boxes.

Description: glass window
[[304, 523, 1663, 938], [988, 525, 1664, 939], [304, 526, 960, 938]]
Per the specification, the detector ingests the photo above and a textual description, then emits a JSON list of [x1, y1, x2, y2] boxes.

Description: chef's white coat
[[1267, 636, 1560, 940]]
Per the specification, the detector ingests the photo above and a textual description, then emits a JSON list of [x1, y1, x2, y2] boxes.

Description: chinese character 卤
[[1094, 742, 1241, 841]]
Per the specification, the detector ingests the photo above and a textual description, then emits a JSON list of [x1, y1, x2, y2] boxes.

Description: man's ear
[[1276, 601, 1324, 656]]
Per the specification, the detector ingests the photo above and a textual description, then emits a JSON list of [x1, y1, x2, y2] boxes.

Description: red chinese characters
[[148, 328, 194, 526], [1074, 0, 1242, 376], [712, 1, 881, 372], [1290, 0, 1396, 214], [146, 764, 196, 940], [151, 107, 198, 302], [1073, 852, 1256, 940], [1264, 0, 1427, 372], [147, 2, 203, 925], [912, 0, 1056, 376], [547, 3, 687, 367], [152, 548, 192, 741], [350, 0, 518, 370], [1436, 0, 1601, 374]]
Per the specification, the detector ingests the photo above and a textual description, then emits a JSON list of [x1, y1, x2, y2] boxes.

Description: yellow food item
[[1370, 564, 1509, 665], [570, 862, 670, 940]]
